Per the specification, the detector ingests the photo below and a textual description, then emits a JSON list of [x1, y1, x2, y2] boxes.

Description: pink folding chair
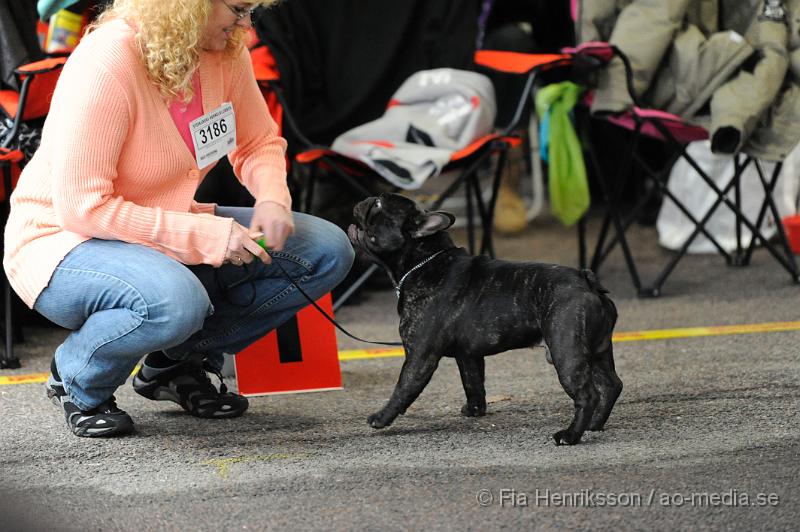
[[569, 42, 799, 297]]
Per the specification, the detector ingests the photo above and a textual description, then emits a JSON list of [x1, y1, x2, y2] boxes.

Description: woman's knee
[[146, 270, 212, 337], [305, 215, 355, 283]]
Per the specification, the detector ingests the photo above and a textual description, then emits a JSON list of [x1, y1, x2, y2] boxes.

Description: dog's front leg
[[456, 357, 486, 417], [368, 351, 441, 429]]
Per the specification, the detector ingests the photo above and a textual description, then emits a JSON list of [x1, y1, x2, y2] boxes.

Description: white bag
[[657, 141, 800, 253]]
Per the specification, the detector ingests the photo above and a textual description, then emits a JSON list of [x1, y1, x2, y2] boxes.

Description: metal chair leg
[[1, 161, 20, 369], [480, 145, 507, 258], [1, 276, 20, 369], [332, 264, 380, 312]]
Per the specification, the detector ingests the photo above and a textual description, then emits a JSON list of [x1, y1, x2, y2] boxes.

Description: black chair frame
[[576, 47, 800, 297], [1, 57, 66, 368]]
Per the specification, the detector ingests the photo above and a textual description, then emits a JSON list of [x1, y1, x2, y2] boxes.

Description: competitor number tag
[[189, 102, 237, 168]]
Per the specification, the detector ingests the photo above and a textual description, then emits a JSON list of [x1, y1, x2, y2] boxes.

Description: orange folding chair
[[0, 56, 66, 368]]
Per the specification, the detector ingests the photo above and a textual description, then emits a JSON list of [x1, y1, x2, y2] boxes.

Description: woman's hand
[[225, 222, 268, 266], [250, 201, 294, 255]]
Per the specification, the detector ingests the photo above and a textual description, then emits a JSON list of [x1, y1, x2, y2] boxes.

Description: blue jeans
[[34, 208, 354, 410]]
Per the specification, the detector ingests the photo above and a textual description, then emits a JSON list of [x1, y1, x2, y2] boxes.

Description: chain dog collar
[[395, 250, 447, 298]]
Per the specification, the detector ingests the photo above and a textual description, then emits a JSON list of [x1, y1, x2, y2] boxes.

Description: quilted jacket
[[579, 0, 800, 161]]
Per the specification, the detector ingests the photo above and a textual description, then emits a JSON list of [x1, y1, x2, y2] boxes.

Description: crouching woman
[[2, 0, 353, 437]]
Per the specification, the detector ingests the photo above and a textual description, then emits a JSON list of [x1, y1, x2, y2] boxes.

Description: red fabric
[[0, 148, 23, 202], [250, 44, 281, 82], [0, 90, 19, 118], [783, 214, 800, 254], [0, 147, 23, 163], [37, 20, 49, 45], [473, 50, 571, 74], [10, 57, 67, 120], [250, 43, 286, 167], [1, 163, 22, 203], [250, 44, 284, 132]]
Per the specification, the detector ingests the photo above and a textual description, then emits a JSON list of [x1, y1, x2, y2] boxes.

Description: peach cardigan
[[3, 19, 289, 308]]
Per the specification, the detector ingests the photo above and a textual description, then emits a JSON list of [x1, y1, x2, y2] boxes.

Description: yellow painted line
[[0, 372, 49, 385], [338, 348, 405, 361], [611, 321, 800, 343], [0, 365, 143, 387], [337, 320, 800, 360], [2, 321, 799, 386]]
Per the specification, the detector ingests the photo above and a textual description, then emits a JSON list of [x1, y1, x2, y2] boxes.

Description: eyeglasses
[[222, 0, 255, 21]]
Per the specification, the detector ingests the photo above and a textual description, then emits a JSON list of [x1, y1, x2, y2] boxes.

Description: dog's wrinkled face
[[348, 194, 455, 259]]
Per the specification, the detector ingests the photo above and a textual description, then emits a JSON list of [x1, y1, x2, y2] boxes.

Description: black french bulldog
[[348, 193, 622, 445]]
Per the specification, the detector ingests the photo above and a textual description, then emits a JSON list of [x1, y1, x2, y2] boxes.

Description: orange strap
[[449, 134, 521, 162], [0, 147, 24, 163], [15, 56, 67, 77], [474, 51, 571, 74], [296, 148, 338, 164]]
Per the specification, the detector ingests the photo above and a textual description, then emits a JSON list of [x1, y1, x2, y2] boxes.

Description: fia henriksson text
[[475, 488, 780, 508]]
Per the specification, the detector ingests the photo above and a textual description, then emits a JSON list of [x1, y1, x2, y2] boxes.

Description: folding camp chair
[[0, 55, 66, 368], [570, 42, 800, 297]]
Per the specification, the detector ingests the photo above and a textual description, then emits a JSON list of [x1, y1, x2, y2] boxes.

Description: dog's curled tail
[[582, 269, 618, 329], [581, 269, 608, 294]]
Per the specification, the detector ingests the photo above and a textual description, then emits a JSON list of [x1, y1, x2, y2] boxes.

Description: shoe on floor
[[46, 381, 134, 438], [132, 354, 248, 419]]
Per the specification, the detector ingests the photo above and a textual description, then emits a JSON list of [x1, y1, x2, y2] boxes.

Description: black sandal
[[132, 355, 249, 418]]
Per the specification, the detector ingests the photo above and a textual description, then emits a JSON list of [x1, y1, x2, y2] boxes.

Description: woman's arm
[[49, 42, 233, 266], [227, 46, 294, 252]]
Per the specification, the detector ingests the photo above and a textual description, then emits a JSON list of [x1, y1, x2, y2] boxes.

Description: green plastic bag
[[535, 82, 590, 226]]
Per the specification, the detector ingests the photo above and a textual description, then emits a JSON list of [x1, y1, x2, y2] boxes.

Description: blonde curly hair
[[93, 0, 277, 102]]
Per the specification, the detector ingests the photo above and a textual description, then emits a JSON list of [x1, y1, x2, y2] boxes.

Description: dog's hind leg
[[588, 342, 623, 431], [456, 357, 486, 417], [546, 334, 598, 445]]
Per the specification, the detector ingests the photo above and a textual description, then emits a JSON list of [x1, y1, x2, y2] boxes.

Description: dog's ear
[[411, 211, 456, 238]]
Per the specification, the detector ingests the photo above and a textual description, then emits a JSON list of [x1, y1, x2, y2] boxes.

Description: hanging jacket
[[578, 0, 800, 161]]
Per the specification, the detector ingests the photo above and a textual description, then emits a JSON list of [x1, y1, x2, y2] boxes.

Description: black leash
[[268, 251, 403, 346], [222, 250, 403, 347]]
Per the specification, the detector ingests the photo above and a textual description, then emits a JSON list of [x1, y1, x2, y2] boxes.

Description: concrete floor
[[1, 212, 798, 531]]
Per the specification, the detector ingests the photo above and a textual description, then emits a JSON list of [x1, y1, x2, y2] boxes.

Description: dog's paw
[[552, 430, 581, 446], [367, 411, 393, 429], [460, 402, 486, 417]]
